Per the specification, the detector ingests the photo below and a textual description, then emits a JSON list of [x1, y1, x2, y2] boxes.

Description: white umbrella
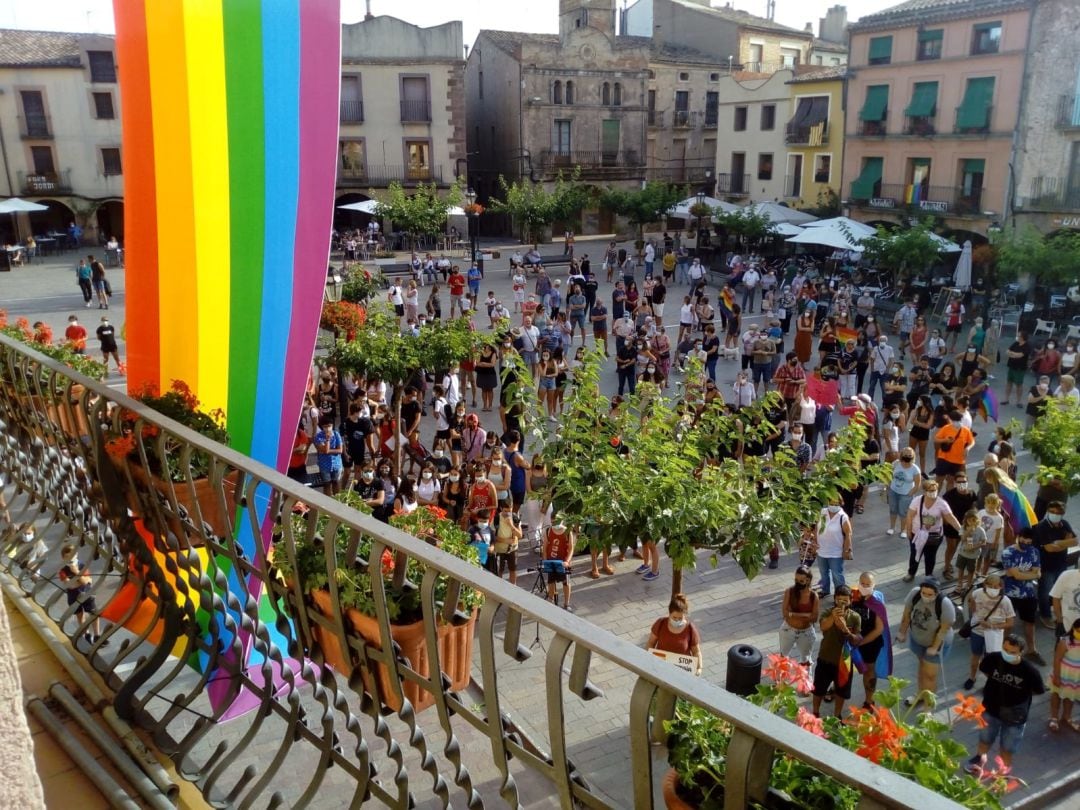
[[0, 197, 48, 214], [786, 222, 867, 250], [337, 199, 379, 214], [953, 240, 973, 289], [669, 196, 739, 216], [770, 221, 804, 237], [744, 201, 818, 225], [928, 232, 961, 253], [799, 216, 877, 239]]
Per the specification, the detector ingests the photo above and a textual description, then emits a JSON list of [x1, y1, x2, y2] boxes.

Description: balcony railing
[[849, 182, 983, 215], [0, 333, 961, 810], [716, 172, 751, 196], [784, 123, 829, 145], [18, 169, 71, 194], [672, 109, 699, 128], [339, 163, 444, 187], [340, 100, 364, 124], [18, 113, 52, 139], [954, 104, 993, 134], [537, 149, 644, 178], [1015, 176, 1080, 212], [400, 99, 432, 122], [857, 119, 888, 137], [1057, 95, 1080, 129], [647, 108, 662, 127], [704, 109, 719, 128], [904, 115, 937, 136], [645, 164, 715, 184]]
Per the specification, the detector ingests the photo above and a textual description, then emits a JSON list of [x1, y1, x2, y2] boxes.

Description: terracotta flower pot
[[662, 769, 696, 810], [116, 461, 240, 544], [309, 588, 476, 714]]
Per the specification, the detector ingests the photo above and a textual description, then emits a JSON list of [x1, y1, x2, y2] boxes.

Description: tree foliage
[[1020, 399, 1080, 496], [859, 220, 945, 278], [538, 351, 888, 595], [599, 181, 686, 240], [488, 169, 590, 247], [994, 225, 1080, 288], [373, 179, 464, 246], [713, 208, 776, 246]]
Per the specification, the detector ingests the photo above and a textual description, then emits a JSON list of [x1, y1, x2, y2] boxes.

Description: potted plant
[[275, 499, 483, 713], [340, 265, 386, 304], [663, 655, 1015, 809], [1017, 399, 1080, 506], [319, 300, 367, 341], [104, 379, 237, 540]]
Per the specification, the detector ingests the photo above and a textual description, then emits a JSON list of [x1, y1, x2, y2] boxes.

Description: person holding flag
[[851, 572, 891, 708], [812, 586, 863, 718]]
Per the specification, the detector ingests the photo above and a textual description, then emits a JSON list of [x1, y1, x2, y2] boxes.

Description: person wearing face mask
[[886, 449, 921, 536], [492, 503, 522, 584], [851, 572, 891, 708], [779, 566, 820, 666], [964, 574, 1014, 691], [16, 522, 49, 582], [1025, 374, 1052, 427], [648, 593, 704, 676], [353, 463, 386, 511], [1024, 502, 1077, 629], [964, 635, 1044, 776], [542, 518, 576, 610], [931, 409, 974, 489], [954, 344, 990, 386], [903, 481, 962, 581], [772, 351, 807, 424], [812, 586, 863, 718], [466, 460, 499, 530], [939, 473, 977, 581], [784, 425, 812, 472], [1049, 618, 1080, 732], [867, 336, 895, 404], [415, 463, 441, 507], [1051, 555, 1080, 644], [467, 514, 497, 574], [814, 499, 853, 598], [439, 466, 466, 523], [1032, 339, 1062, 391], [1003, 528, 1044, 665], [896, 577, 955, 707]]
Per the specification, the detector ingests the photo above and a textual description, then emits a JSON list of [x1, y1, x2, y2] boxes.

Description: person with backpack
[[896, 576, 956, 708]]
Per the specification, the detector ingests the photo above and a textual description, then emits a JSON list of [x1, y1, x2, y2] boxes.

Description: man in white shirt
[[868, 337, 895, 403], [518, 317, 541, 376], [741, 265, 761, 314], [1051, 563, 1080, 635], [644, 240, 656, 277], [441, 366, 461, 408]]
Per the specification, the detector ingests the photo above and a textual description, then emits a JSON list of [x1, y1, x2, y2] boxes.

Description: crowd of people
[[298, 236, 1078, 776]]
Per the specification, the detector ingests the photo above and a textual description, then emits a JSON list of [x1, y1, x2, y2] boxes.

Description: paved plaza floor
[[3, 238, 1078, 807]]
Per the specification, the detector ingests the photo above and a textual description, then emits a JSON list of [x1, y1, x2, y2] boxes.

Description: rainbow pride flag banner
[[975, 387, 999, 422], [995, 474, 1037, 534], [113, 0, 341, 718], [835, 326, 859, 345]]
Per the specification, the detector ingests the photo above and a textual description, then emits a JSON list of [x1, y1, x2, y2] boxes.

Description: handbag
[[959, 592, 1005, 639], [997, 701, 1029, 726]]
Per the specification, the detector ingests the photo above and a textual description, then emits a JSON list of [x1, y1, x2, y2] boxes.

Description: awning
[[859, 85, 889, 122], [904, 81, 938, 117], [962, 158, 985, 175], [957, 77, 995, 130], [868, 35, 892, 62], [789, 96, 828, 127], [918, 29, 943, 43], [850, 158, 883, 200]]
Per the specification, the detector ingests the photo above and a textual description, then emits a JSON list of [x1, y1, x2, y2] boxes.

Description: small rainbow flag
[[975, 387, 999, 422], [995, 473, 1037, 534], [836, 326, 859, 345], [905, 184, 923, 205]]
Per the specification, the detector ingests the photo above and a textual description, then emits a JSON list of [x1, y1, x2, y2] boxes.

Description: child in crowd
[[956, 509, 987, 594]]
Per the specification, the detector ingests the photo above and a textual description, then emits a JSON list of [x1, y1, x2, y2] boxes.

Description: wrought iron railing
[[537, 149, 645, 178], [338, 163, 445, 187], [18, 113, 52, 139], [0, 333, 961, 810], [904, 115, 937, 136], [785, 123, 830, 145], [400, 99, 432, 122], [18, 169, 71, 195], [340, 100, 364, 124], [1057, 95, 1080, 129], [1015, 176, 1080, 212], [716, 172, 750, 196], [849, 182, 983, 215]]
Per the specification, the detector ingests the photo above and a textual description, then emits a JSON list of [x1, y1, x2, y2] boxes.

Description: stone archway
[[334, 192, 373, 232], [27, 198, 75, 237], [95, 199, 125, 243]]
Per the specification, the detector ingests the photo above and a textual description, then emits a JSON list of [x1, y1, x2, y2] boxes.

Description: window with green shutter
[[917, 29, 943, 60], [956, 77, 994, 132], [905, 82, 939, 117], [859, 85, 889, 121], [868, 36, 892, 65], [851, 157, 884, 200]]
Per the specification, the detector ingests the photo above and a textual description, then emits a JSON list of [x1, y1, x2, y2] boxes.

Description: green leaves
[[487, 170, 590, 246], [598, 181, 686, 239], [994, 225, 1080, 288], [1020, 400, 1080, 496], [372, 179, 464, 242], [858, 218, 945, 278], [712, 208, 776, 243]]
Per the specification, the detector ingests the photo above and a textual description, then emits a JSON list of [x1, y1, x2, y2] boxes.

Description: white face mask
[[433, 450, 444, 458], [476, 474, 486, 482], [827, 505, 840, 514], [669, 617, 688, 630], [478, 522, 489, 530], [449, 475, 460, 483], [858, 585, 874, 597], [422, 472, 433, 480], [984, 587, 1000, 598]]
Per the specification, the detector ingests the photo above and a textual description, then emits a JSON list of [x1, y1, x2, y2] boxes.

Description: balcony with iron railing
[[338, 163, 444, 187], [647, 108, 662, 127], [785, 122, 829, 146], [857, 118, 888, 137], [672, 109, 700, 128], [716, 172, 751, 196], [1015, 176, 1080, 212], [340, 100, 364, 124], [849, 181, 983, 215], [1057, 95, 1080, 130], [954, 104, 993, 135], [18, 168, 71, 195], [0, 332, 965, 810], [18, 113, 52, 139], [645, 164, 715, 184], [904, 115, 937, 136], [537, 149, 644, 178], [400, 99, 432, 123]]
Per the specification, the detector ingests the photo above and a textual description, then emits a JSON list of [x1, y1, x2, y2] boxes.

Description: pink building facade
[[843, 0, 1032, 241]]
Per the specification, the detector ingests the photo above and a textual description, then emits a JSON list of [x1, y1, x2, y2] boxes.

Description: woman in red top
[[466, 461, 499, 526], [543, 520, 575, 609], [646, 593, 703, 675]]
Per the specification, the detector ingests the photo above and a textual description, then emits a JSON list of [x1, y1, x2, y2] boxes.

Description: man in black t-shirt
[[965, 635, 1044, 774], [399, 387, 423, 441], [1004, 331, 1031, 406], [95, 316, 122, 374], [1024, 503, 1077, 624], [616, 341, 638, 396]]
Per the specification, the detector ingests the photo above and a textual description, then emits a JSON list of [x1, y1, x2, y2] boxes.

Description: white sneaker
[[886, 529, 895, 535], [900, 531, 908, 539]]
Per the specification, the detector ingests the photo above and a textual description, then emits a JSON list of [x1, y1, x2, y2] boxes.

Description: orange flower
[[848, 705, 907, 764], [762, 654, 813, 695], [104, 435, 136, 464], [380, 549, 395, 576], [795, 706, 826, 738], [952, 692, 988, 728]]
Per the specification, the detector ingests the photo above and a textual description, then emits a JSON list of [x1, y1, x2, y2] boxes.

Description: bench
[[377, 263, 414, 287]]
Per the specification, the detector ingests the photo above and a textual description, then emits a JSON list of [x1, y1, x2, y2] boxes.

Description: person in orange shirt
[[65, 315, 87, 354], [933, 409, 976, 488]]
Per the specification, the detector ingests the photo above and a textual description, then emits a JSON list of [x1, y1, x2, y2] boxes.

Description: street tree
[[599, 181, 686, 245], [858, 220, 945, 279], [994, 225, 1080, 290], [487, 169, 590, 247], [712, 208, 776, 254], [373, 180, 464, 250], [1019, 399, 1080, 502]]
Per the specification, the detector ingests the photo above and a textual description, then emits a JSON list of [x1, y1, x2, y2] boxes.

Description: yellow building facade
[[784, 67, 846, 212]]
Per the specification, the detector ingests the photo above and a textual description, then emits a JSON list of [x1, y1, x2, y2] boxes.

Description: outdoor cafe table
[[35, 237, 57, 256]]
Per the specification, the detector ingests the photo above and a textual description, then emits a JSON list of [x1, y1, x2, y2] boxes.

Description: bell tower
[[559, 0, 617, 40]]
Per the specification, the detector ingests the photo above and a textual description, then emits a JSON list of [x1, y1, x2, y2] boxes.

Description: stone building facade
[[1010, 0, 1080, 233]]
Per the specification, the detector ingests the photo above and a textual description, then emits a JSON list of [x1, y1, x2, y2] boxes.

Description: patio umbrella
[[337, 199, 379, 214], [744, 201, 818, 225], [928, 232, 962, 253], [953, 240, 973, 289], [799, 216, 877, 239], [786, 222, 867, 250], [0, 197, 48, 241], [770, 221, 804, 237], [669, 196, 739, 217]]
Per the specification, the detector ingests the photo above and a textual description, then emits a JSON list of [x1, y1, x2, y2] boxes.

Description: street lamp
[[324, 265, 343, 303], [465, 187, 480, 273]]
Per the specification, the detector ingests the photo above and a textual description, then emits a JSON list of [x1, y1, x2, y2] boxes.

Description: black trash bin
[[725, 644, 762, 696]]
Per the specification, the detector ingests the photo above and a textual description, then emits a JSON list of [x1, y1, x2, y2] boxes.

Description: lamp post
[[323, 266, 349, 431], [465, 187, 481, 276]]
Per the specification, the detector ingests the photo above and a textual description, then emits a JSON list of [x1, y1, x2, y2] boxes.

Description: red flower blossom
[[762, 654, 813, 695], [952, 692, 988, 729], [795, 706, 826, 738], [847, 705, 907, 764], [380, 549, 395, 576], [105, 435, 136, 464]]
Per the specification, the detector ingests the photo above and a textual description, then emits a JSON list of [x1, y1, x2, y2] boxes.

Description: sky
[[0, 0, 903, 50]]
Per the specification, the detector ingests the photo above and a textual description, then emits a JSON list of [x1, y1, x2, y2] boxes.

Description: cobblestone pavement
[[6, 237, 1078, 807]]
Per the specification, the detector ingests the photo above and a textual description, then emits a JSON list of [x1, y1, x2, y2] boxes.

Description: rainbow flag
[[113, 0, 341, 718], [975, 387, 999, 422], [995, 474, 1038, 534], [905, 184, 923, 205], [836, 326, 859, 345]]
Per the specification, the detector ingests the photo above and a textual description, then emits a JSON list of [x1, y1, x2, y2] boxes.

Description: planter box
[[309, 588, 476, 713], [21, 385, 91, 441], [114, 460, 240, 543]]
